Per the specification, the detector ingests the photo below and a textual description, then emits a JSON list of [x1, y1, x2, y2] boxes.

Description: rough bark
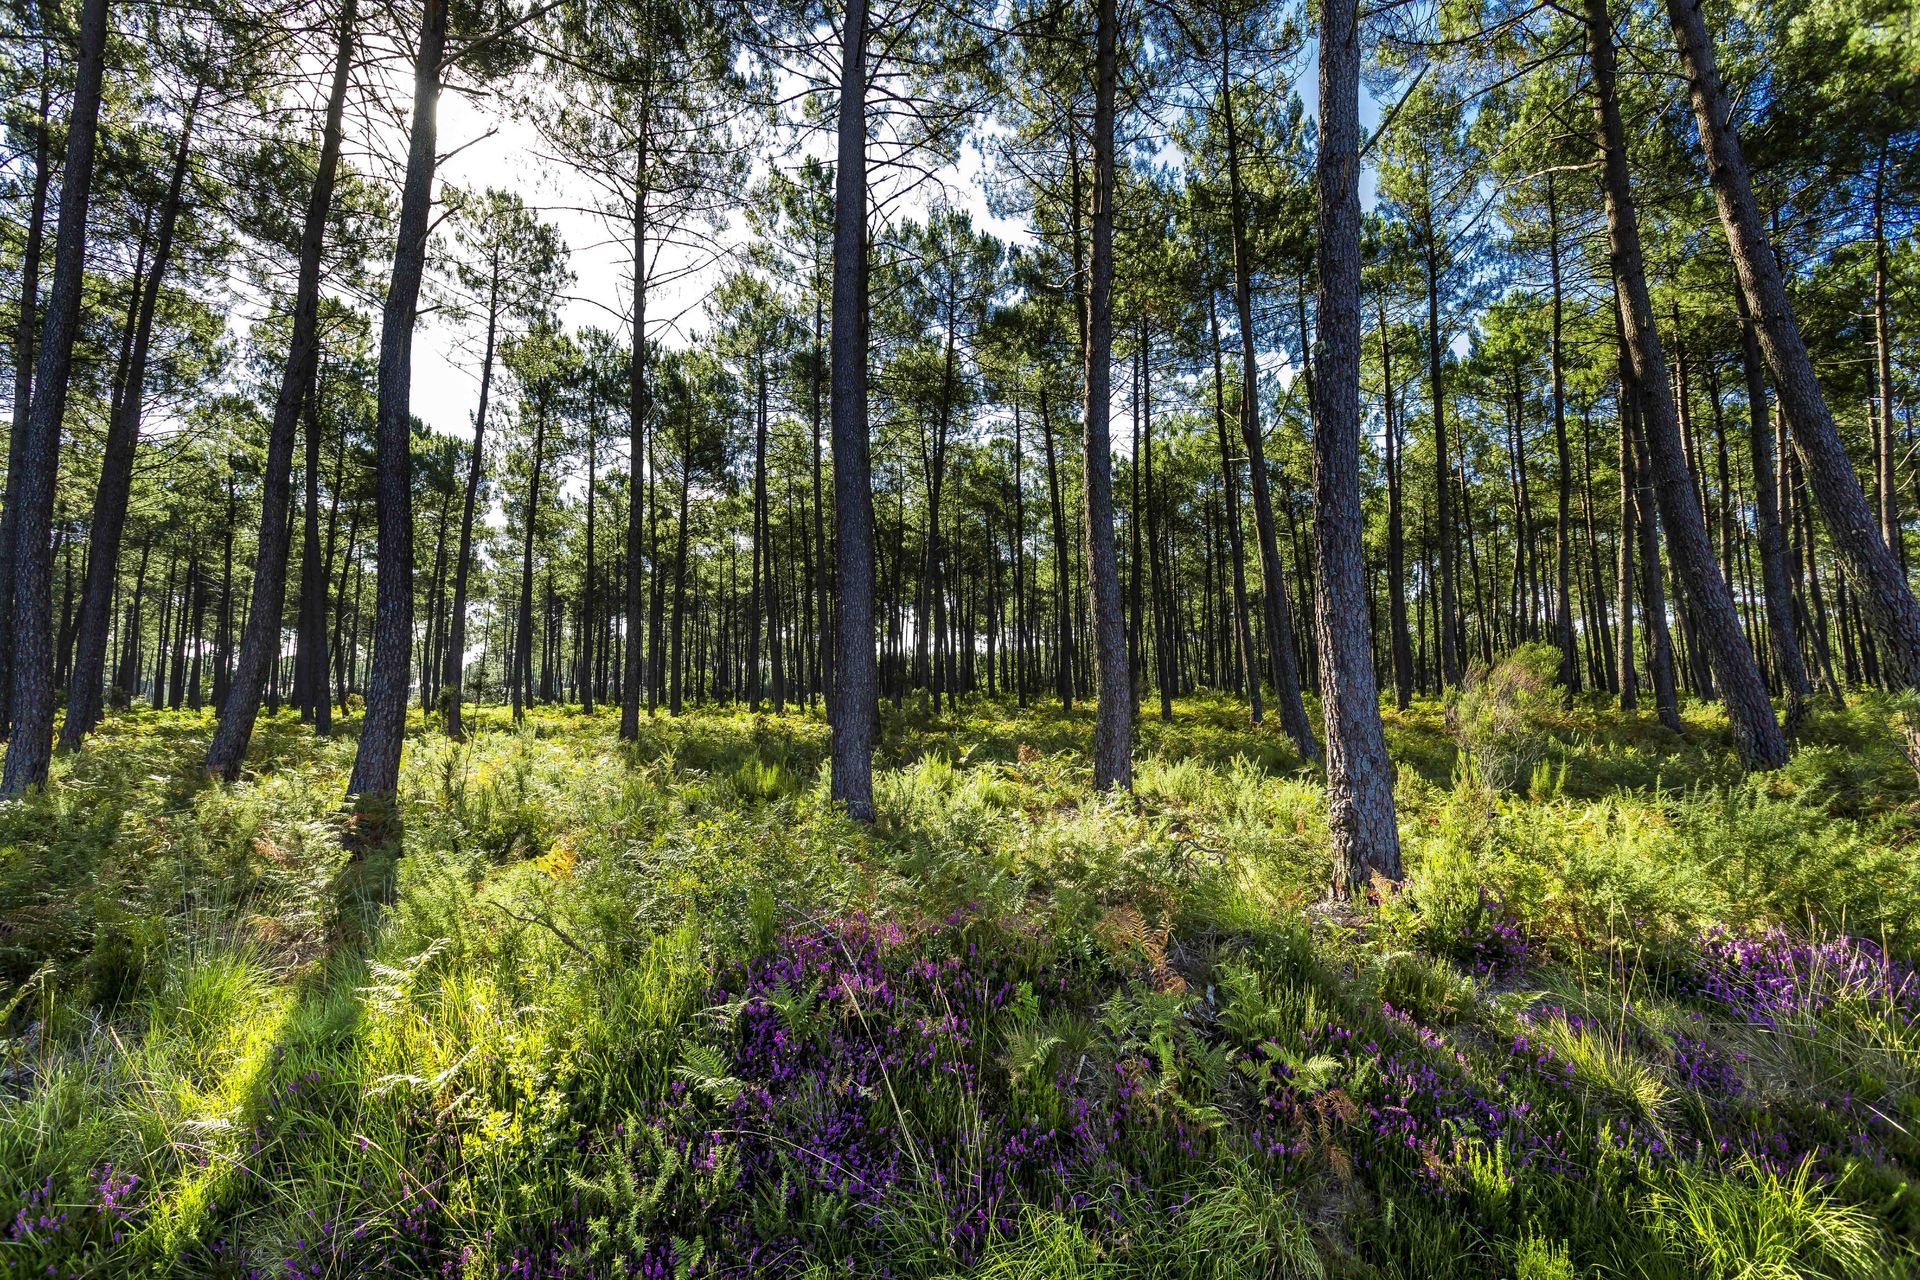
[[0, 45, 53, 741], [1220, 28, 1317, 757], [1379, 293, 1413, 711], [1547, 175, 1577, 694], [829, 0, 877, 820], [1209, 291, 1263, 722], [621, 108, 652, 739], [3, 0, 111, 794], [1083, 0, 1132, 791], [62, 89, 199, 748], [1738, 293, 1812, 720], [1313, 0, 1401, 891], [513, 383, 548, 721], [1423, 213, 1461, 684], [1039, 386, 1072, 709], [1872, 157, 1901, 566], [346, 0, 444, 799], [1664, 0, 1920, 690], [301, 375, 332, 732], [206, 0, 356, 780], [1587, 0, 1784, 768], [579, 414, 596, 713]]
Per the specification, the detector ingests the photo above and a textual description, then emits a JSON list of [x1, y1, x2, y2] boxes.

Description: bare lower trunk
[[1083, 0, 1131, 791], [1587, 0, 1783, 768], [829, 0, 876, 819], [1314, 0, 1401, 891], [1548, 176, 1577, 695], [1666, 0, 1920, 690], [3, 0, 111, 795], [513, 390, 548, 722], [346, 0, 443, 799], [445, 288, 499, 739], [206, 0, 356, 781], [1220, 28, 1316, 758], [1208, 293, 1263, 722], [302, 376, 332, 733], [621, 118, 652, 739], [1629, 401, 1683, 732], [1738, 292, 1812, 722], [62, 89, 199, 748], [1379, 293, 1413, 711], [0, 50, 54, 741]]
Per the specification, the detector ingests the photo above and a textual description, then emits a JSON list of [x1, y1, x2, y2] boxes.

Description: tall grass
[[2, 692, 1917, 1277]]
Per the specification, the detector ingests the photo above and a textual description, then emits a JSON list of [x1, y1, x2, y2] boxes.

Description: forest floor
[[3, 678, 1920, 1279]]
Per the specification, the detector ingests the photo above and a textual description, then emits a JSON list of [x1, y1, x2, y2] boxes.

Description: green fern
[[675, 1041, 745, 1103]]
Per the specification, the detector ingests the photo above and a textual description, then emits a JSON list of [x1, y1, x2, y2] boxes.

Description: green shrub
[[1450, 643, 1566, 793]]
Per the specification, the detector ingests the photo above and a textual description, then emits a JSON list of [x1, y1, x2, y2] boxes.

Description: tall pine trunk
[[0, 46, 54, 741], [443, 276, 499, 739], [1664, 0, 1920, 689], [301, 374, 332, 732], [1424, 214, 1461, 684], [1040, 387, 1072, 709], [1587, 0, 1783, 768], [829, 0, 877, 819], [207, 0, 357, 780], [1220, 29, 1317, 757], [513, 386, 548, 722], [579, 416, 596, 713], [3, 0, 111, 794], [1082, 0, 1131, 791], [1547, 176, 1577, 694], [1379, 293, 1413, 710], [347, 0, 443, 799], [621, 109, 652, 738], [1739, 292, 1812, 720], [1314, 0, 1401, 890], [62, 87, 199, 747]]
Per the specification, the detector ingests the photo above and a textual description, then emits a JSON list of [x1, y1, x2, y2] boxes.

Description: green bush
[[1449, 643, 1567, 793]]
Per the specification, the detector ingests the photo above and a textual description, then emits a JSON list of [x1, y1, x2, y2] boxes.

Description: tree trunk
[[1424, 217, 1461, 684], [1739, 292, 1812, 720], [187, 556, 206, 709], [3, 0, 111, 794], [1314, 0, 1401, 890], [206, 0, 356, 781], [1547, 175, 1577, 694], [1379, 293, 1413, 710], [810, 294, 831, 712], [1039, 386, 1073, 710], [1665, 0, 1920, 689], [1083, 0, 1131, 790], [347, 0, 443, 800], [578, 412, 596, 713], [621, 110, 652, 738], [829, 0, 877, 819], [1872, 155, 1901, 569], [1622, 327, 1683, 732], [1142, 325, 1172, 721], [514, 384, 548, 722], [749, 361, 768, 710], [61, 88, 199, 747], [421, 483, 450, 711], [670, 414, 693, 714], [0, 47, 54, 742], [302, 373, 332, 732], [1220, 46, 1317, 754], [1209, 291, 1263, 722], [1588, 0, 1783, 767], [444, 285, 499, 739]]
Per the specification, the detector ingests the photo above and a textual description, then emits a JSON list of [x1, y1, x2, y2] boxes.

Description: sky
[[403, 37, 1391, 453]]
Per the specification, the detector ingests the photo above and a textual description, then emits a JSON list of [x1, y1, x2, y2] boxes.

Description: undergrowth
[[1, 690, 1917, 1278]]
